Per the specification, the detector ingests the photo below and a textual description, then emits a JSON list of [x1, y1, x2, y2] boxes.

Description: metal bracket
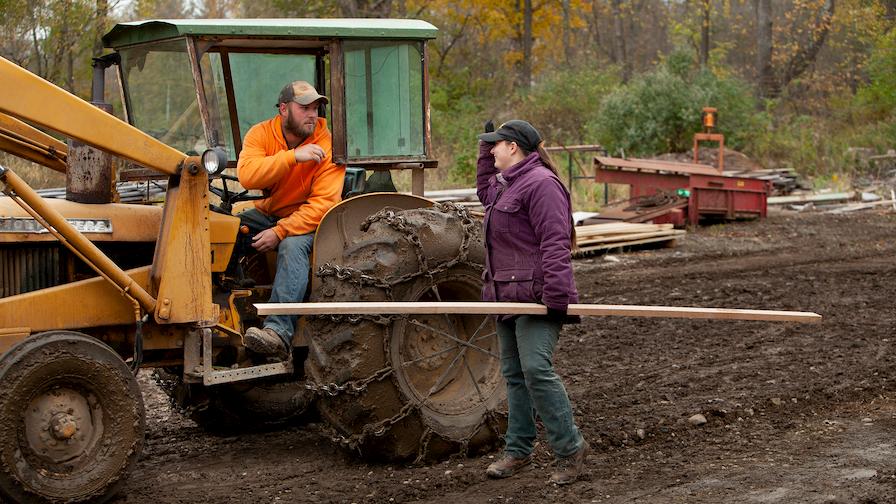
[[198, 327, 293, 386]]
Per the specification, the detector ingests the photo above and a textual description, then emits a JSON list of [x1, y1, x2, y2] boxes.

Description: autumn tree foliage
[[0, 0, 893, 183]]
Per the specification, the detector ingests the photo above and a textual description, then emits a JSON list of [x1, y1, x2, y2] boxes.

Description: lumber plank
[[575, 223, 672, 236], [256, 301, 821, 324], [576, 229, 685, 246], [574, 233, 685, 253]]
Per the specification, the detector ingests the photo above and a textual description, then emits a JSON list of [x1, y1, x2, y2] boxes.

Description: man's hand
[[294, 144, 326, 163], [251, 228, 281, 252]]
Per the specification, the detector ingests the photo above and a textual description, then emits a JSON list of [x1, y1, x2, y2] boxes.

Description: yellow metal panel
[[0, 135, 67, 173], [1, 167, 157, 313], [0, 56, 185, 176], [0, 266, 151, 331], [209, 212, 238, 272], [0, 327, 29, 355], [151, 165, 217, 324], [0, 197, 162, 242]]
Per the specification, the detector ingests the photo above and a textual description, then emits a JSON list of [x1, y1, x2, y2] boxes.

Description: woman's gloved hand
[[546, 307, 567, 323]]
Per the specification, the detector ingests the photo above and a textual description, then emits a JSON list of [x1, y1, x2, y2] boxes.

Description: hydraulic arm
[[0, 56, 216, 325]]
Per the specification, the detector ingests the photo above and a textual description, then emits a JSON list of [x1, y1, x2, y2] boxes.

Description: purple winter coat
[[476, 142, 579, 319]]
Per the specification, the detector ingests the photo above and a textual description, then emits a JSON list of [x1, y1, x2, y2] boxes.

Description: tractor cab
[[102, 18, 439, 194]]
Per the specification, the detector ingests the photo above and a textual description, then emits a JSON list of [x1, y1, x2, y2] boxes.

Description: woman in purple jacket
[[477, 120, 588, 485]]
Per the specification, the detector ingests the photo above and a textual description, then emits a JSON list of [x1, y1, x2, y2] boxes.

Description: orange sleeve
[[236, 122, 295, 190], [273, 135, 346, 239]]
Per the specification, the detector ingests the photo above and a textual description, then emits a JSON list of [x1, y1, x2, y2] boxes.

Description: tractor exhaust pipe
[[67, 54, 121, 204]]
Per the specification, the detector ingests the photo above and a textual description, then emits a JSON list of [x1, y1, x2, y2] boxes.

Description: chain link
[[317, 203, 482, 295], [316, 313, 405, 326], [304, 366, 393, 397]]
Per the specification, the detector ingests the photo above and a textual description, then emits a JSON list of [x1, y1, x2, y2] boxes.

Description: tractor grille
[[0, 245, 62, 298]]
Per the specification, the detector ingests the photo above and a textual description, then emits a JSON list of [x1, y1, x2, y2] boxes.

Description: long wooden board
[[256, 301, 821, 324], [576, 229, 685, 246]]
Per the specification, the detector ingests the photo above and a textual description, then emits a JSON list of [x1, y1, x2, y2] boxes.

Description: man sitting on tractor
[[236, 80, 346, 360]]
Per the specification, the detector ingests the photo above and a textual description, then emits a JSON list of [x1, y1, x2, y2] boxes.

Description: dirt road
[[114, 210, 896, 504]]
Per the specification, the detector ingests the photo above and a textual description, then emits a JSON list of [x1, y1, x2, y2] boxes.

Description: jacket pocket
[[493, 268, 536, 303], [492, 198, 523, 233]]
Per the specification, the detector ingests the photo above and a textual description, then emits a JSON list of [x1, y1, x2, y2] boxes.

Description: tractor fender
[[311, 192, 433, 292]]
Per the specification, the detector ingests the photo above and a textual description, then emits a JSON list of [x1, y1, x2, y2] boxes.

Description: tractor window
[[228, 53, 317, 147], [198, 53, 234, 159], [344, 41, 425, 159], [118, 40, 204, 155]]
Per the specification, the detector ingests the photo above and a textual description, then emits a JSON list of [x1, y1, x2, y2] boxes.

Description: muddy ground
[[115, 209, 896, 504]]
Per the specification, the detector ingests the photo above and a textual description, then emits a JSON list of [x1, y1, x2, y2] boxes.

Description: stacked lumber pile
[[726, 168, 806, 196], [574, 222, 685, 257]]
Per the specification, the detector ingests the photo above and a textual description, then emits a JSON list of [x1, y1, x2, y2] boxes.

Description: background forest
[[1, 0, 894, 200]]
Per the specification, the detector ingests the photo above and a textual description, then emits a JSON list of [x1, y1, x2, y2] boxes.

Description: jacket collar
[[500, 152, 541, 185]]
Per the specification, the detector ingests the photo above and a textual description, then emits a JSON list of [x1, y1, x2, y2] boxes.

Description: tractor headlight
[[201, 147, 228, 175]]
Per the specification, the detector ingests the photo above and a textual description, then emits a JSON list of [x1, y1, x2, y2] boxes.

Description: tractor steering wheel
[[209, 173, 264, 215]]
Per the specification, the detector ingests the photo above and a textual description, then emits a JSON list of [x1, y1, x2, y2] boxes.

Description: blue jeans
[[497, 315, 584, 459], [239, 208, 314, 347]]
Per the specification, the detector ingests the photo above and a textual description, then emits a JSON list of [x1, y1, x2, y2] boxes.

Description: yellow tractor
[[0, 19, 505, 503]]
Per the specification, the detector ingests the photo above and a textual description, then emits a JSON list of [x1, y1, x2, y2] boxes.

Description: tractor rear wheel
[[305, 203, 506, 461], [0, 331, 144, 503]]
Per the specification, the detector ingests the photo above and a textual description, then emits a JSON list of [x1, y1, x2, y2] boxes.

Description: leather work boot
[[486, 453, 534, 479], [549, 441, 590, 485], [243, 327, 289, 360]]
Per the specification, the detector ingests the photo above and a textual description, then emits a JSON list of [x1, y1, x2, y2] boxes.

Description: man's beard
[[284, 108, 315, 140]]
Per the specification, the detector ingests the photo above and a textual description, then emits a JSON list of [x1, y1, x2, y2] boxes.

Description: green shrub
[[855, 30, 896, 120], [515, 67, 620, 145], [587, 50, 756, 157]]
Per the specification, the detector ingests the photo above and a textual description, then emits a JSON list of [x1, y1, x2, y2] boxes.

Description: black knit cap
[[478, 120, 542, 152]]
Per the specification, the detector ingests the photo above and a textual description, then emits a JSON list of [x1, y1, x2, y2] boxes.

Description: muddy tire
[[0, 331, 144, 503], [306, 204, 506, 461], [153, 368, 315, 433]]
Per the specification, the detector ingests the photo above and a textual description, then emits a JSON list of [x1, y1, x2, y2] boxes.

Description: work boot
[[486, 453, 534, 479], [549, 441, 589, 485], [243, 327, 289, 360]]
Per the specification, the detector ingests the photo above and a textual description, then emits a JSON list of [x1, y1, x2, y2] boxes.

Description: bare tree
[[756, 0, 836, 101], [700, 0, 710, 68], [755, 0, 775, 99], [520, 0, 532, 89], [611, 0, 630, 82]]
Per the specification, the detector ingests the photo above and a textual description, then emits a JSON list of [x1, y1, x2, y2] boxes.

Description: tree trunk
[[563, 0, 572, 65], [611, 0, 629, 82], [519, 0, 533, 90], [779, 0, 835, 90], [591, 1, 609, 61], [700, 0, 710, 68], [94, 0, 108, 57], [755, 0, 775, 100]]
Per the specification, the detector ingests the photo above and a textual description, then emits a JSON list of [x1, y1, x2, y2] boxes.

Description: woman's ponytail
[[536, 142, 560, 176]]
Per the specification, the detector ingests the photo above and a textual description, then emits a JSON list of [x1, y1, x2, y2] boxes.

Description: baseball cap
[[278, 80, 329, 106], [478, 120, 543, 152]]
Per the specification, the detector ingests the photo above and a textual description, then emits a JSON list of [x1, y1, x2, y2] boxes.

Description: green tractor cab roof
[[102, 18, 439, 174], [103, 18, 438, 49]]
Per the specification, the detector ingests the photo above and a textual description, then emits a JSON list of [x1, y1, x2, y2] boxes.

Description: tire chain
[[310, 203, 499, 460], [318, 202, 481, 294]]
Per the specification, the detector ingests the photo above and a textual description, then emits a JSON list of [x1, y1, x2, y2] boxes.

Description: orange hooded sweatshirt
[[237, 115, 345, 239]]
